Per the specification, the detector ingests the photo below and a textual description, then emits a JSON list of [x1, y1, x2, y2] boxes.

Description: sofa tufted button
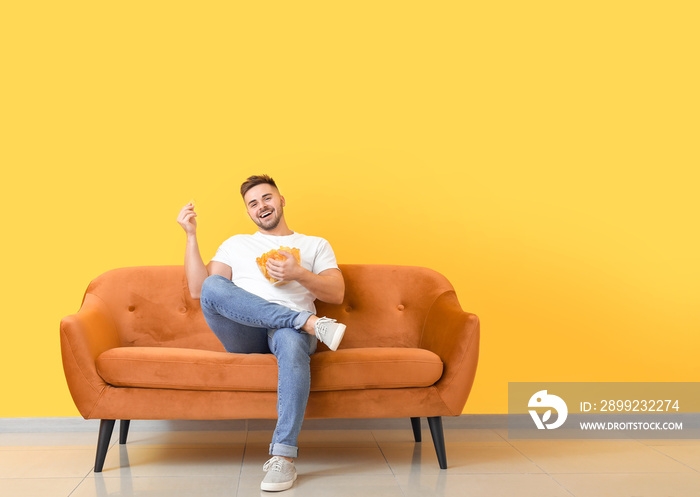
[[179, 306, 187, 313], [397, 304, 405, 311], [128, 305, 135, 312], [345, 306, 352, 312]]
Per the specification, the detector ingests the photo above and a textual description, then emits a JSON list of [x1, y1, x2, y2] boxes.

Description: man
[[176, 174, 346, 492]]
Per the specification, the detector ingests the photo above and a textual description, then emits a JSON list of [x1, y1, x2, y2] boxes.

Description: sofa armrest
[[60, 293, 121, 418], [419, 290, 480, 416]]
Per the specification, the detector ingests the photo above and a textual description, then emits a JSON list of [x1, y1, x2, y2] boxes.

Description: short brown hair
[[240, 174, 278, 199]]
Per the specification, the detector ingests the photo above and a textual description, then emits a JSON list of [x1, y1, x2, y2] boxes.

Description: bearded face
[[244, 184, 286, 233], [254, 203, 283, 230]]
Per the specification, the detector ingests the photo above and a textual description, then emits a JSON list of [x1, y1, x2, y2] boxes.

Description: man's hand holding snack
[[257, 247, 302, 285], [266, 250, 303, 283]]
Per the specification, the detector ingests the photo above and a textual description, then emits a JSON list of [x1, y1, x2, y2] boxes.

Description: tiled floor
[[1, 426, 699, 496]]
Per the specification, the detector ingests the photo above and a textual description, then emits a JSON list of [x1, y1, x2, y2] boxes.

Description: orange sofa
[[60, 264, 480, 472]]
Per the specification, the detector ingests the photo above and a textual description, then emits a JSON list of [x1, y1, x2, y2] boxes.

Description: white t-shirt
[[210, 231, 339, 314]]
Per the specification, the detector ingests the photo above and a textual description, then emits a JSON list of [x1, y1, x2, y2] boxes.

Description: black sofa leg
[[95, 419, 115, 473], [410, 417, 422, 442], [428, 416, 447, 469], [119, 420, 131, 445]]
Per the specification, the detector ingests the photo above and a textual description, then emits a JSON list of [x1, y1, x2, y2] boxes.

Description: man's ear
[[281, 195, 286, 207]]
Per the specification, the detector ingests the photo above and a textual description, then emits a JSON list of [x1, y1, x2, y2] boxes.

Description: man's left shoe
[[261, 456, 297, 492], [314, 317, 346, 351]]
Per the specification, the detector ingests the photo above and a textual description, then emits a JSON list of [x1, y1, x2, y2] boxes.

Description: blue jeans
[[199, 275, 316, 459]]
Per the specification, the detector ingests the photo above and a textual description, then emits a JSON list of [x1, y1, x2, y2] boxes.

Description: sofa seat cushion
[[96, 347, 443, 392]]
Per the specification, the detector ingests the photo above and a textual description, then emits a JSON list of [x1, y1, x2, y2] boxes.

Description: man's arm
[[177, 202, 231, 299], [185, 236, 232, 298], [266, 252, 345, 304], [295, 267, 345, 305]]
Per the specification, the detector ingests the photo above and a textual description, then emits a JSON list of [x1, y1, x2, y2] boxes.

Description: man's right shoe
[[314, 317, 346, 351], [261, 456, 297, 492]]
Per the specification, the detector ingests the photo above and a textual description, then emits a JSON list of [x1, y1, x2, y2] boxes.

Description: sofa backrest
[[316, 265, 454, 349], [82, 264, 455, 351], [83, 265, 223, 351]]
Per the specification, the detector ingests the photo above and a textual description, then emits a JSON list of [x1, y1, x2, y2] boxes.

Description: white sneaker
[[314, 317, 346, 351], [261, 456, 297, 492]]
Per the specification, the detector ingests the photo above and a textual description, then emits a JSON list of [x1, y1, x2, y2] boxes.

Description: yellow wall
[[2, 2, 698, 417]]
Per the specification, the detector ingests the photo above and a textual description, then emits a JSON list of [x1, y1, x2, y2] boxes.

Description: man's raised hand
[[177, 201, 197, 236]]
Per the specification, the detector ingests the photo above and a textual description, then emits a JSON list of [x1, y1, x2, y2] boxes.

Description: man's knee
[[271, 328, 313, 361], [200, 274, 227, 302]]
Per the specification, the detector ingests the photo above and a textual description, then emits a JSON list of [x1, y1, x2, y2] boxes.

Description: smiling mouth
[[260, 210, 273, 219]]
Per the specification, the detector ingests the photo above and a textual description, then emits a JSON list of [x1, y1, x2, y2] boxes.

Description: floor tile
[[74, 476, 239, 497], [379, 442, 544, 475], [125, 430, 247, 447], [493, 428, 509, 440], [372, 428, 505, 444], [248, 428, 377, 447], [4, 425, 700, 496], [0, 478, 84, 497], [244, 430, 275, 444], [298, 429, 377, 446], [553, 473, 700, 497], [243, 443, 393, 476], [638, 438, 700, 446], [651, 445, 700, 471], [509, 440, 695, 474], [237, 474, 404, 497], [98, 444, 244, 477], [0, 448, 95, 478], [0, 431, 115, 449], [396, 473, 573, 497], [371, 429, 426, 443]]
